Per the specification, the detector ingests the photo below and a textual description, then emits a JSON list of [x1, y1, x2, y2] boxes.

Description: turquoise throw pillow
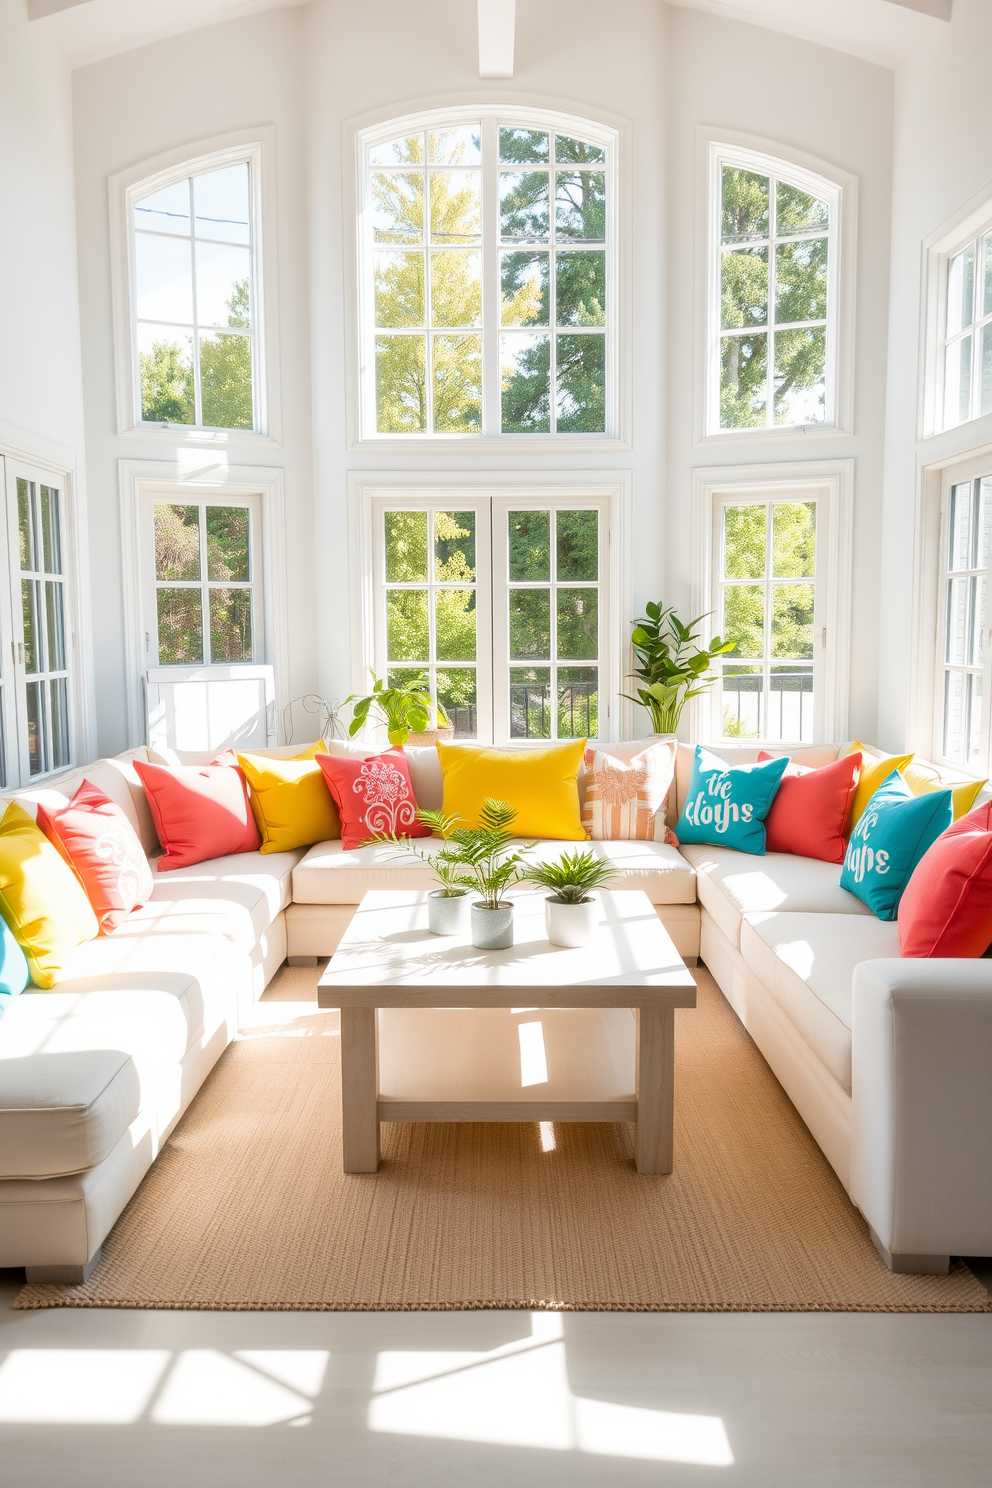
[[840, 771, 953, 921], [676, 746, 789, 855], [0, 913, 29, 1019]]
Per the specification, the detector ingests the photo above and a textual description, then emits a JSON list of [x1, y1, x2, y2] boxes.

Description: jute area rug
[[16, 964, 990, 1313]]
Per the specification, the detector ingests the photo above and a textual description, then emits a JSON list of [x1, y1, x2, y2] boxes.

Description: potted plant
[[422, 798, 533, 950], [344, 672, 453, 749], [522, 849, 617, 947], [624, 604, 735, 736], [371, 810, 473, 936]]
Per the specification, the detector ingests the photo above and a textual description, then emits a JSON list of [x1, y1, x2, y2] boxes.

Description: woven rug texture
[[16, 963, 991, 1313]]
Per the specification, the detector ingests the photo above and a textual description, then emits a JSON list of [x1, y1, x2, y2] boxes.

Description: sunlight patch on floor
[[369, 1314, 734, 1465]]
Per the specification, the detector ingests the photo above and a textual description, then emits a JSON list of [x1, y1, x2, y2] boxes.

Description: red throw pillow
[[756, 751, 861, 863], [36, 780, 155, 933], [899, 824, 992, 957], [944, 800, 992, 837], [315, 751, 432, 851], [133, 759, 261, 870]]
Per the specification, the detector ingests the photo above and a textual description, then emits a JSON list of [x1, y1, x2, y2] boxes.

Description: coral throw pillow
[[840, 771, 953, 921], [756, 751, 860, 863], [133, 760, 261, 871], [37, 779, 154, 933], [437, 739, 587, 840], [316, 751, 432, 851], [0, 802, 99, 988], [899, 821, 992, 957], [675, 746, 788, 855], [582, 740, 676, 840]]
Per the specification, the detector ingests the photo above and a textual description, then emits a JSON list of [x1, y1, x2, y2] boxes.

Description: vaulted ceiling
[[29, 0, 950, 72]]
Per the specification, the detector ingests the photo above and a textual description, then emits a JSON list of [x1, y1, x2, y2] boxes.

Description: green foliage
[[344, 670, 447, 747], [420, 798, 534, 909], [522, 848, 616, 905], [141, 337, 194, 424], [722, 707, 758, 739], [624, 604, 734, 733], [370, 810, 469, 897], [140, 278, 253, 430]]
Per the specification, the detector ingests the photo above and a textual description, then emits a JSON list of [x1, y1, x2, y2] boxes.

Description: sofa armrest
[[851, 958, 992, 1261]]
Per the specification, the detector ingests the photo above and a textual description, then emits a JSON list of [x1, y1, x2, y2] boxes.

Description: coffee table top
[[317, 889, 697, 1009]]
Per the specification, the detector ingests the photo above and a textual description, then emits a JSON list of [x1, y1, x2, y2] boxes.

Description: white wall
[[878, 0, 992, 752], [71, 6, 315, 756], [0, 0, 86, 454], [665, 6, 894, 745]]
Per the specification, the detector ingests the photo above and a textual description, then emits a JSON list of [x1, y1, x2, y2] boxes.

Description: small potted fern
[[426, 798, 533, 950], [522, 849, 617, 948]]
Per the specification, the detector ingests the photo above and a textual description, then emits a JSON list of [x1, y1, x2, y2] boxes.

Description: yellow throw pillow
[[902, 759, 986, 821], [437, 740, 588, 840], [0, 801, 99, 989], [846, 741, 914, 827], [237, 742, 340, 854]]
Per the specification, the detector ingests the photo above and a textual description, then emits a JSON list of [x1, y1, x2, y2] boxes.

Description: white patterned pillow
[[581, 740, 677, 840]]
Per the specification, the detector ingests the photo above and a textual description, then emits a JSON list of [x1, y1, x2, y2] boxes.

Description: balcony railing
[[722, 670, 813, 742], [510, 681, 598, 740]]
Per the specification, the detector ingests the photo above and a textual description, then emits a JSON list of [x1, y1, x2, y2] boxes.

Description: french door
[[369, 491, 612, 745], [934, 457, 992, 772], [0, 457, 75, 785]]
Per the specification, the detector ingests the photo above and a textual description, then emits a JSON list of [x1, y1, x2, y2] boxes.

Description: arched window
[[122, 146, 264, 434], [708, 143, 847, 435], [358, 109, 617, 440]]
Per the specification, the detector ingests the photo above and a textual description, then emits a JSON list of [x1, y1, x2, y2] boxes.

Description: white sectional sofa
[[1, 739, 990, 1283]]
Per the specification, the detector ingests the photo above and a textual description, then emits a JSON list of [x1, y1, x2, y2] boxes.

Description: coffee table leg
[[340, 1006, 380, 1172], [635, 1005, 674, 1174]]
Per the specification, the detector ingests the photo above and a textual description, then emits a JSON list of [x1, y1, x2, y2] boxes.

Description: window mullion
[[482, 116, 500, 438], [766, 180, 777, 428], [199, 504, 210, 665]]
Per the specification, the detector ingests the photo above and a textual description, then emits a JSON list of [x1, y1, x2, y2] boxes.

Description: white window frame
[[690, 461, 853, 745], [922, 195, 992, 440], [119, 460, 289, 748], [109, 129, 281, 445], [138, 491, 265, 670], [348, 102, 629, 452], [699, 132, 856, 444], [0, 445, 89, 786], [349, 471, 633, 745]]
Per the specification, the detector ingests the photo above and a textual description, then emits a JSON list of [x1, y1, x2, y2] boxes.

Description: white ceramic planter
[[427, 890, 470, 936], [545, 895, 598, 948], [471, 902, 514, 950]]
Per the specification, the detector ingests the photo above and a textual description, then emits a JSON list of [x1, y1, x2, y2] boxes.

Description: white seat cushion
[[740, 911, 900, 1091], [292, 837, 696, 906], [679, 843, 871, 948], [0, 1049, 140, 1179], [0, 936, 247, 1070], [113, 895, 258, 955], [146, 849, 303, 940]]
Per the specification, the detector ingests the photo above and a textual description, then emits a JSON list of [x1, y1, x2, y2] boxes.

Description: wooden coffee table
[[317, 888, 696, 1175]]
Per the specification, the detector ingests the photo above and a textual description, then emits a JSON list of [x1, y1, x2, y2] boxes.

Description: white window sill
[[695, 422, 850, 449], [117, 423, 282, 450], [350, 434, 630, 454]]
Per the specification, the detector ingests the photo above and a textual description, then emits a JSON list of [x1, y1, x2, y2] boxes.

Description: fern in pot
[[424, 799, 533, 950], [366, 809, 472, 936], [523, 850, 617, 948]]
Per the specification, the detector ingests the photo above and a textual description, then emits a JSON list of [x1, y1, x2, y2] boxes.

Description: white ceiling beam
[[882, 0, 951, 17], [478, 0, 515, 79]]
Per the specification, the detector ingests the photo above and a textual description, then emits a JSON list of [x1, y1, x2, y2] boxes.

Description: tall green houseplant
[[625, 604, 734, 735]]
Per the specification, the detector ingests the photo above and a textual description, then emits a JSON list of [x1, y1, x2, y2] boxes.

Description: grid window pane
[[721, 248, 768, 329], [772, 502, 816, 577], [387, 589, 430, 662], [509, 590, 551, 659], [49, 678, 70, 771], [386, 510, 428, 582], [45, 583, 65, 672], [17, 478, 36, 570], [556, 510, 598, 580], [557, 666, 598, 739], [508, 511, 550, 580], [367, 120, 610, 436], [434, 510, 476, 581], [720, 333, 767, 428], [944, 334, 973, 429], [40, 487, 62, 574], [721, 168, 769, 243], [510, 667, 552, 739], [25, 681, 44, 778], [134, 161, 257, 431], [155, 505, 200, 580], [206, 507, 250, 582], [435, 590, 476, 661], [947, 246, 976, 337], [771, 584, 814, 659], [436, 668, 477, 738], [209, 589, 253, 663], [724, 504, 767, 579], [157, 589, 203, 664]]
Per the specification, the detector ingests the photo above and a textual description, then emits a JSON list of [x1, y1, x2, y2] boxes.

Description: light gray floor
[[1, 1266, 991, 1487]]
